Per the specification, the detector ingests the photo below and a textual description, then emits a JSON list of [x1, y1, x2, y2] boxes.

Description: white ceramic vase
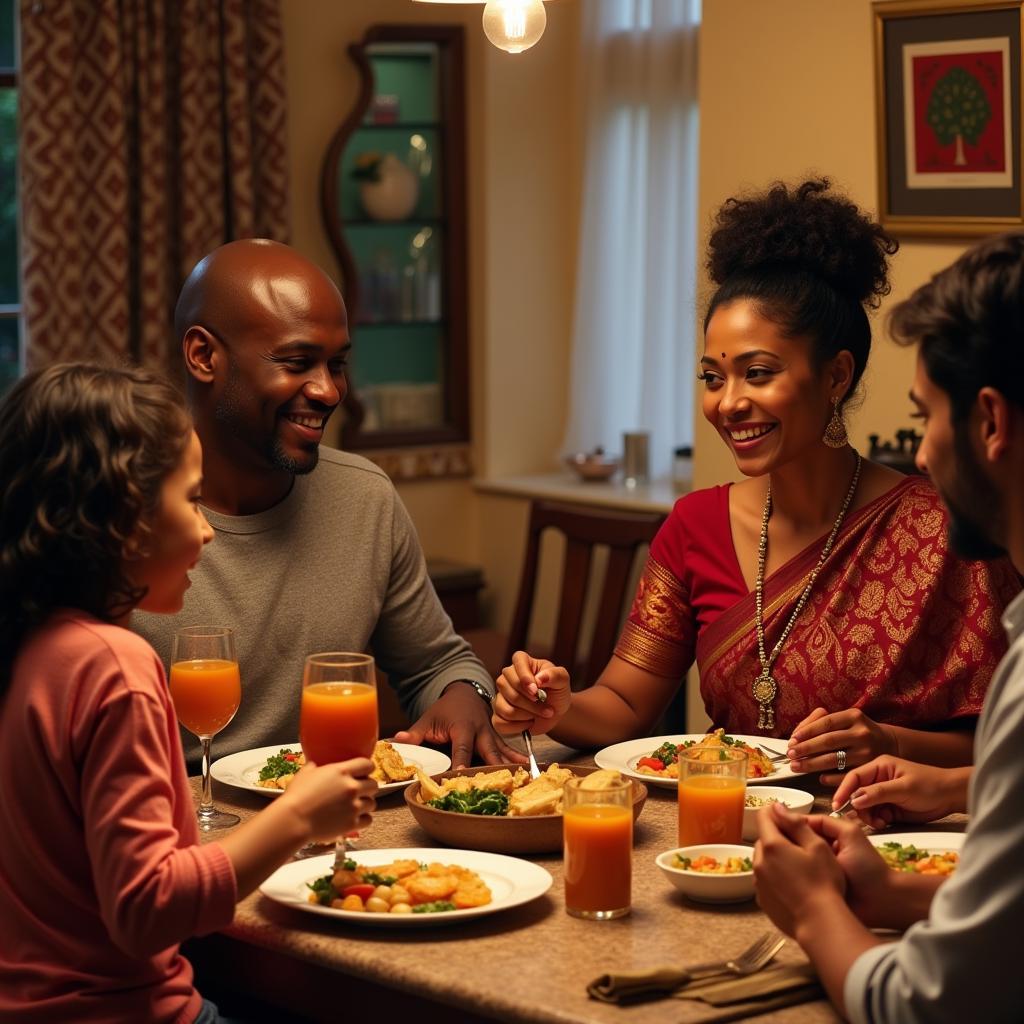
[[359, 153, 419, 221]]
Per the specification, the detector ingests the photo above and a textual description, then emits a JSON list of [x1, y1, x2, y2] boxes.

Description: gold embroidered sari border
[[615, 620, 688, 679]]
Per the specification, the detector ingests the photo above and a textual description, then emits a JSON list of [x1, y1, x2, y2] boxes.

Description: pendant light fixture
[[411, 0, 548, 54]]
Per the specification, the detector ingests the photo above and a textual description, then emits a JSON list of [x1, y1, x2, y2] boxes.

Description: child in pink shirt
[[0, 363, 377, 1023]]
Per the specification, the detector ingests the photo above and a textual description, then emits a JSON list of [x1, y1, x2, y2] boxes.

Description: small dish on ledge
[[564, 448, 620, 482]]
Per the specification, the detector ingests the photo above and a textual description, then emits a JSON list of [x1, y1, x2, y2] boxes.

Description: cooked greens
[[412, 900, 458, 914], [258, 747, 302, 782], [427, 789, 510, 816]]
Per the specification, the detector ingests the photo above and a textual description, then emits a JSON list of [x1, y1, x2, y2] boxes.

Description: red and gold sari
[[614, 477, 1020, 738]]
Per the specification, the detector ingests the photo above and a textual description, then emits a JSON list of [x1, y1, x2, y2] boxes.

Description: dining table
[[184, 736, 966, 1024]]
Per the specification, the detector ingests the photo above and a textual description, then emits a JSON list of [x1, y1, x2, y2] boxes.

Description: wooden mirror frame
[[320, 24, 469, 451]]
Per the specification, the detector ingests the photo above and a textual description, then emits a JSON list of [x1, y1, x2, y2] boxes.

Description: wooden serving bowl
[[404, 763, 648, 855]]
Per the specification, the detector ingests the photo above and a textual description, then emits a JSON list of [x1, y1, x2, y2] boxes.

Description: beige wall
[[279, 0, 582, 578], [695, 0, 968, 490], [280, 0, 967, 644]]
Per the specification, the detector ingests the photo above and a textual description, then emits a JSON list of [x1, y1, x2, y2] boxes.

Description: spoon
[[521, 730, 542, 780]]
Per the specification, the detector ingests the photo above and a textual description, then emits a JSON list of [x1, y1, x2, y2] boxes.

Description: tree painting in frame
[[874, 0, 1024, 237]]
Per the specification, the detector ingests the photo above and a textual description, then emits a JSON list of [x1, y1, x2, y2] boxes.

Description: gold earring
[[823, 397, 848, 448]]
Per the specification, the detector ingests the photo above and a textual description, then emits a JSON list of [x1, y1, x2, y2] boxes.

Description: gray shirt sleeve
[[844, 639, 1024, 1024], [370, 489, 495, 721]]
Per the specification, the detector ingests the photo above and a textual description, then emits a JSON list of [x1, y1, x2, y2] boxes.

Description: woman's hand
[[491, 650, 570, 736], [830, 756, 971, 829], [280, 758, 377, 842], [787, 706, 897, 784]]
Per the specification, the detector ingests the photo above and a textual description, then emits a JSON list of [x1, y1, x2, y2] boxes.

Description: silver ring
[[835, 749, 848, 772]]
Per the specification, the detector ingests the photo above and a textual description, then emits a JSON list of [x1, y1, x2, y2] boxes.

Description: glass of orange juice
[[300, 652, 378, 862], [677, 747, 746, 846], [563, 775, 633, 919], [170, 626, 242, 831]]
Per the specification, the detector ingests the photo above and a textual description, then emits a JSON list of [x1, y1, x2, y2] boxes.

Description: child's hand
[[281, 758, 377, 842], [491, 651, 570, 736]]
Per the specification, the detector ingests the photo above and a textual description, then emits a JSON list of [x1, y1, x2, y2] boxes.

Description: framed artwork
[[874, 0, 1024, 236]]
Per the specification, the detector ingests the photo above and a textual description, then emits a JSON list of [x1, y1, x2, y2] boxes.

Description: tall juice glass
[[300, 652, 378, 863], [677, 747, 746, 846], [170, 626, 242, 831], [563, 776, 633, 920]]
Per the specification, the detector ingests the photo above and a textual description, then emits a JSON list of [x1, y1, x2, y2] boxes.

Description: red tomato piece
[[342, 884, 376, 900], [637, 757, 665, 771]]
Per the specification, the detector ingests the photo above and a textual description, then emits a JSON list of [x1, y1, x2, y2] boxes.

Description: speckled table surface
[[188, 740, 963, 1024]]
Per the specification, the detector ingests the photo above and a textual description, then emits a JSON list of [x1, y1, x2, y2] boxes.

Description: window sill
[[473, 469, 689, 514]]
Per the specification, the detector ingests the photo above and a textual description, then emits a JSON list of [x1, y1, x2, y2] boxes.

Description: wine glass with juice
[[300, 652, 378, 861], [170, 626, 242, 831]]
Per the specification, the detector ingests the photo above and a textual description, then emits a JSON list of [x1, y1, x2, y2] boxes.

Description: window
[[0, 0, 20, 394]]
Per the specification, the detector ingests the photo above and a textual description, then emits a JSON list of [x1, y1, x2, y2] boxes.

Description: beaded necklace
[[751, 451, 862, 731]]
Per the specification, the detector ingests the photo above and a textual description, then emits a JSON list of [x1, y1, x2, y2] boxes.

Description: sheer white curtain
[[562, 0, 700, 479]]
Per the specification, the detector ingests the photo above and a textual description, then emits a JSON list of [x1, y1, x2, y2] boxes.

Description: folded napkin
[[587, 962, 821, 1012]]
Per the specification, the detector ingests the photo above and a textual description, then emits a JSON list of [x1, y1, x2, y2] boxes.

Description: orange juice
[[300, 681, 378, 765], [678, 775, 745, 846], [563, 804, 632, 916], [169, 659, 241, 737]]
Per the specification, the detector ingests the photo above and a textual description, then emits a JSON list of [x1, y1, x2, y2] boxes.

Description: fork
[[756, 743, 791, 764], [681, 931, 786, 981], [521, 730, 542, 780]]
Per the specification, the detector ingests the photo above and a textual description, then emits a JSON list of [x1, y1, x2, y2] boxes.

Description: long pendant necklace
[[752, 451, 862, 731]]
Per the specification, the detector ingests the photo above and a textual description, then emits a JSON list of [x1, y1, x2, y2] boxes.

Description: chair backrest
[[504, 500, 666, 689]]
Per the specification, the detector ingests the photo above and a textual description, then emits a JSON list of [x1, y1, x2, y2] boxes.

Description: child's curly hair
[[704, 178, 898, 404], [0, 363, 191, 689]]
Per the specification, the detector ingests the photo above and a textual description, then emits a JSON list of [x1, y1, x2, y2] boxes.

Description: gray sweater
[[133, 447, 493, 768]]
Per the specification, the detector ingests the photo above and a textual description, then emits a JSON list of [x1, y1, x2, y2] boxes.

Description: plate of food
[[210, 740, 451, 797], [594, 729, 792, 789], [259, 848, 553, 928], [868, 833, 964, 876], [405, 763, 647, 854]]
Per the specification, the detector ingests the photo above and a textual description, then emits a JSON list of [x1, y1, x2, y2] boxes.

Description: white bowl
[[655, 844, 756, 904], [742, 786, 814, 840]]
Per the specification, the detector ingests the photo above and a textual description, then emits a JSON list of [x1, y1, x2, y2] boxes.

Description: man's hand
[[393, 683, 527, 769], [753, 803, 848, 938], [830, 756, 970, 829]]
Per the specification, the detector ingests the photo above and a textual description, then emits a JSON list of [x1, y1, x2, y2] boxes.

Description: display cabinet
[[321, 24, 469, 463]]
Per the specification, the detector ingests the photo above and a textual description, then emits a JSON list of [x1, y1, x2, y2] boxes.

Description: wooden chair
[[501, 500, 666, 689]]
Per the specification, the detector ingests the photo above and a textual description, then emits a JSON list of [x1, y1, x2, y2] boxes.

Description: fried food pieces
[[324, 859, 492, 912], [258, 740, 416, 789], [371, 740, 417, 783], [416, 764, 626, 816]]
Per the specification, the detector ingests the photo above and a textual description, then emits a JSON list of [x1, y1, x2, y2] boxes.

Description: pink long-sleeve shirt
[[0, 611, 237, 1023]]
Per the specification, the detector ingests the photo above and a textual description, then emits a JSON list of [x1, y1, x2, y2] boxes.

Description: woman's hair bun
[[706, 178, 897, 309]]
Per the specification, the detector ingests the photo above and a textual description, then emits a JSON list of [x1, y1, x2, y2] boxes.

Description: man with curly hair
[[753, 231, 1024, 1022]]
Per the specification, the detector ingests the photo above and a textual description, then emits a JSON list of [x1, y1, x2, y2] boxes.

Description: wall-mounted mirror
[[321, 24, 469, 459]]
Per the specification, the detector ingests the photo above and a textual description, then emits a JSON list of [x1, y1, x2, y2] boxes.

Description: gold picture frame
[[874, 0, 1024, 237]]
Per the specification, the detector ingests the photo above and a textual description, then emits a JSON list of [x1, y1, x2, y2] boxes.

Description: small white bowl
[[655, 844, 756, 904], [742, 787, 814, 841]]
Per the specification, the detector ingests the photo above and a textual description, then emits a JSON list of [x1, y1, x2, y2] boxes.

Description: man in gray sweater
[[134, 239, 522, 772]]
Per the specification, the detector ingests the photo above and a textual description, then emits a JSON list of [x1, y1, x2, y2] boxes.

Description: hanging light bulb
[[481, 0, 547, 54]]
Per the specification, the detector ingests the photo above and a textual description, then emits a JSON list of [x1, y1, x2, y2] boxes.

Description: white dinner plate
[[210, 743, 451, 797], [868, 832, 966, 854], [594, 734, 795, 789], [259, 848, 553, 928]]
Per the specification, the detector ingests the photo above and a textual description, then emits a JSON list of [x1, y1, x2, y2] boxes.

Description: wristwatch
[[442, 679, 494, 705]]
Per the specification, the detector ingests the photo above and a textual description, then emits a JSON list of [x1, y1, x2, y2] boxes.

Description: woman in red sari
[[493, 180, 1020, 776]]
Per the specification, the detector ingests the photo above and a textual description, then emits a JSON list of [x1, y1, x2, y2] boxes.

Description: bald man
[[134, 239, 522, 770]]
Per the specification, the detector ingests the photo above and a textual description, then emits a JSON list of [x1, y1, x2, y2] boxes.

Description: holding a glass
[[170, 626, 242, 831], [677, 747, 746, 846], [563, 776, 633, 920], [300, 652, 379, 860]]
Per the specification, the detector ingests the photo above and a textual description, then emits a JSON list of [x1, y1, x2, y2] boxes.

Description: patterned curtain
[[18, 0, 289, 370]]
